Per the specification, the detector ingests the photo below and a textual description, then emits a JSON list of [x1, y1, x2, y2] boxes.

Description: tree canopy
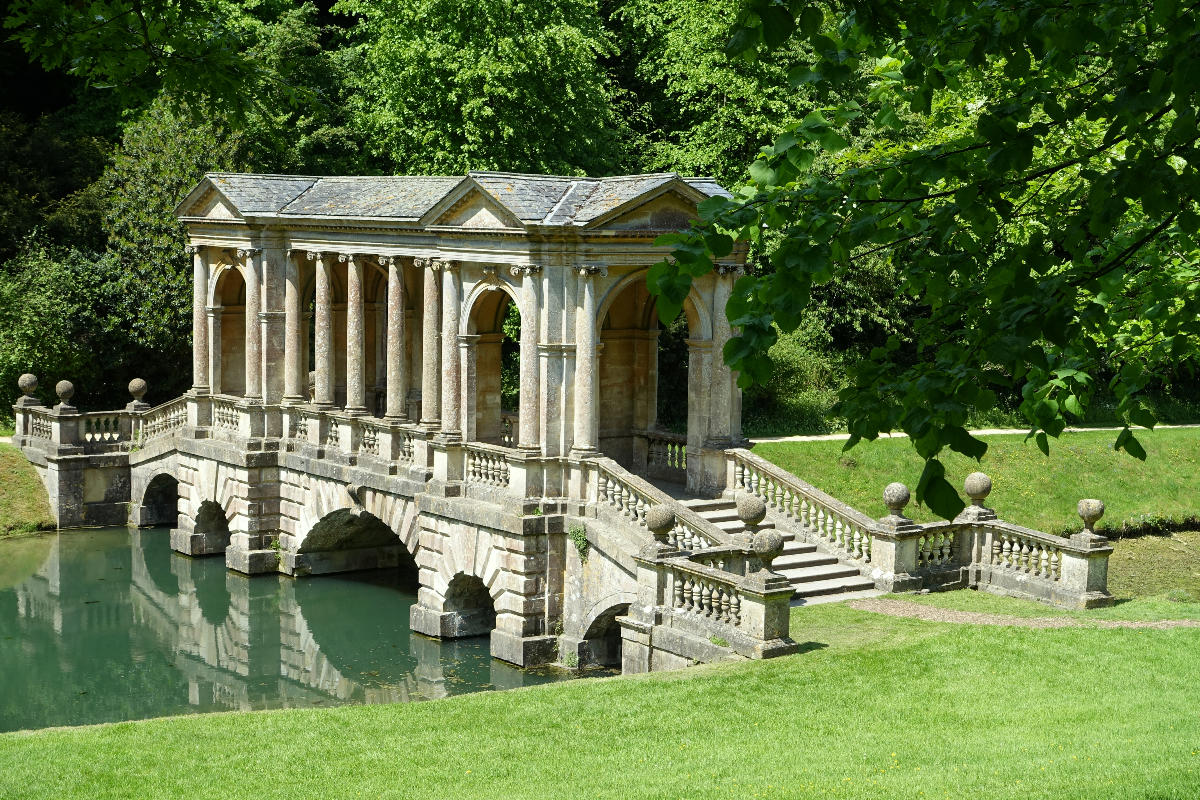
[[650, 0, 1200, 517]]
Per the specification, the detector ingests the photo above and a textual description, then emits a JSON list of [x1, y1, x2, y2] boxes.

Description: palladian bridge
[[12, 171, 1115, 673]]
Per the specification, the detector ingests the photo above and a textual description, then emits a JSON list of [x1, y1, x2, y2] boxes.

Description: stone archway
[[440, 573, 497, 638], [581, 603, 630, 667], [212, 264, 247, 396], [463, 284, 522, 446], [137, 473, 179, 528], [193, 500, 231, 553]]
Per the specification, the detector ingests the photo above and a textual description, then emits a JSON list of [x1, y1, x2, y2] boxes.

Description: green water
[[0, 528, 572, 732]]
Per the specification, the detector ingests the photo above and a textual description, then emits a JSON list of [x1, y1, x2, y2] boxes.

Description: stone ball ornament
[[752, 529, 784, 573], [736, 492, 767, 527], [883, 482, 911, 515], [964, 472, 992, 504], [128, 378, 148, 401], [18, 373, 37, 396], [645, 504, 676, 537], [55, 380, 75, 404], [1077, 498, 1105, 533]]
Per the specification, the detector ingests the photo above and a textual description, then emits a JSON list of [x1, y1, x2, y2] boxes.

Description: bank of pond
[[0, 528, 597, 733]]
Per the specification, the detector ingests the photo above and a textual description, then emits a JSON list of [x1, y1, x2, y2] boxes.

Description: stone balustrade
[[726, 447, 1114, 609], [589, 457, 729, 550], [639, 429, 687, 480], [729, 448, 878, 564], [465, 442, 511, 488], [136, 396, 188, 443]]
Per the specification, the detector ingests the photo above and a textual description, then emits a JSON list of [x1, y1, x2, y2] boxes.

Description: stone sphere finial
[[1077, 498, 1105, 533], [752, 529, 785, 573], [883, 482, 911, 515], [128, 378, 148, 401], [18, 373, 37, 396], [645, 504, 676, 537], [736, 493, 767, 527], [964, 472, 992, 505], [55, 380, 75, 404]]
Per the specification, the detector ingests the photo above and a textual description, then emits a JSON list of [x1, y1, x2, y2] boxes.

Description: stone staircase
[[681, 497, 876, 602]]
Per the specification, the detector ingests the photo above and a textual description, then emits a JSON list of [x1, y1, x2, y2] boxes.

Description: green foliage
[[653, 0, 1200, 518], [742, 322, 841, 436], [337, 0, 622, 174], [3, 0, 288, 116], [568, 524, 589, 563], [102, 97, 243, 361], [0, 239, 146, 408], [500, 300, 521, 413], [604, 0, 808, 184]]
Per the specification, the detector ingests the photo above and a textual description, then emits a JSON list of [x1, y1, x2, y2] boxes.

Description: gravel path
[[847, 597, 1200, 629]]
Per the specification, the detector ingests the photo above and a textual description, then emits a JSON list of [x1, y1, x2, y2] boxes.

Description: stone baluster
[[510, 265, 541, 450], [417, 258, 441, 427], [572, 265, 606, 454], [188, 245, 210, 393], [283, 250, 305, 402], [238, 248, 262, 399], [342, 253, 367, 414], [310, 252, 334, 407], [383, 255, 408, 419]]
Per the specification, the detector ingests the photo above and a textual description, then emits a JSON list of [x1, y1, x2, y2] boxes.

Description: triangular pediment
[[583, 179, 709, 231], [422, 180, 524, 229], [175, 180, 244, 221]]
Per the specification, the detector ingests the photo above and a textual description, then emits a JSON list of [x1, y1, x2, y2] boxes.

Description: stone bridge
[[12, 171, 1115, 674]]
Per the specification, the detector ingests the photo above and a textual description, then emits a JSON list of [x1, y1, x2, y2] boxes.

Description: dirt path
[[846, 597, 1200, 629]]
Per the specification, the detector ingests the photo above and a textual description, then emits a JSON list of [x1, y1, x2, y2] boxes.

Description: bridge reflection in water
[[0, 529, 572, 732]]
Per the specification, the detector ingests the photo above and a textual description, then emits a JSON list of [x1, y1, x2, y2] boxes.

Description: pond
[[0, 528, 579, 733]]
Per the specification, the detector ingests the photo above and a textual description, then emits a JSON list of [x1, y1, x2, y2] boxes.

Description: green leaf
[[797, 6, 823, 36], [1035, 431, 1050, 456], [748, 159, 777, 185], [875, 103, 902, 131], [916, 459, 966, 520], [760, 6, 795, 49]]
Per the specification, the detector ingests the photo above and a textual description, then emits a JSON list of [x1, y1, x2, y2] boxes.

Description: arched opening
[[465, 287, 521, 446], [301, 261, 348, 407], [194, 500, 231, 553], [297, 508, 419, 582], [597, 276, 703, 476], [581, 603, 629, 668], [213, 265, 246, 396], [138, 473, 179, 528], [441, 573, 496, 638]]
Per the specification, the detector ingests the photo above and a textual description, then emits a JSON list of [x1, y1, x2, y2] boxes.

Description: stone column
[[510, 265, 542, 451], [283, 250, 304, 402], [189, 245, 210, 393], [572, 266, 606, 454], [238, 248, 262, 399], [342, 253, 367, 414], [384, 256, 408, 419], [208, 307, 222, 395], [708, 265, 738, 446], [440, 260, 461, 438], [311, 252, 334, 407], [418, 258, 441, 427]]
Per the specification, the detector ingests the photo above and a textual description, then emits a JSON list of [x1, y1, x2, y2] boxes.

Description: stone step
[[711, 518, 775, 532], [789, 575, 877, 599], [772, 551, 838, 571], [682, 498, 735, 511], [781, 563, 864, 584]]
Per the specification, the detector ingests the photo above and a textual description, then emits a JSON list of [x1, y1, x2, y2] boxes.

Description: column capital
[[306, 251, 323, 262], [437, 259, 459, 272], [577, 265, 608, 278], [185, 244, 201, 255], [378, 254, 397, 267], [415, 256, 443, 270], [236, 247, 261, 259], [714, 262, 743, 276], [338, 253, 355, 263], [509, 264, 542, 278]]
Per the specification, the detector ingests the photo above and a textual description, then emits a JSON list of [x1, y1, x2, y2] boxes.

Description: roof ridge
[[206, 172, 321, 180]]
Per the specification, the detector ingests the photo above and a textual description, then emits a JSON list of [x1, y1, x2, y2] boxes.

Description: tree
[[649, 0, 1200, 517], [335, 0, 623, 175]]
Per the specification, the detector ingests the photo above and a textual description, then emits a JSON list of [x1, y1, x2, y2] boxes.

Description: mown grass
[[0, 443, 53, 538], [754, 427, 1200, 535], [1, 601, 1197, 800]]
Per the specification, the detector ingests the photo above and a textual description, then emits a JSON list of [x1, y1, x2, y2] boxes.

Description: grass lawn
[[0, 443, 53, 537], [754, 427, 1200, 535], [0, 600, 1197, 800]]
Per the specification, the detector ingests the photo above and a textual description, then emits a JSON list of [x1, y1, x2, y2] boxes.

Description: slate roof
[[179, 171, 732, 226]]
